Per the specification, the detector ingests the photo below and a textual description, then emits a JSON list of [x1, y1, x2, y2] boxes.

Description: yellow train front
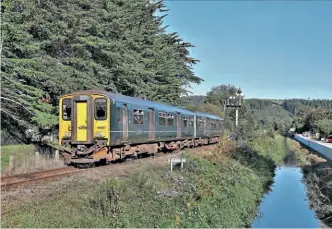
[[59, 90, 224, 168], [59, 90, 111, 167]]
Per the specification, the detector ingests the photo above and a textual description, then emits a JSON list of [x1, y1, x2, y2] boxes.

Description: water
[[252, 166, 320, 228]]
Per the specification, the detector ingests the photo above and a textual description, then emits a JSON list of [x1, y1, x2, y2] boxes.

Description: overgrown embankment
[[287, 139, 332, 227], [1, 135, 286, 228]]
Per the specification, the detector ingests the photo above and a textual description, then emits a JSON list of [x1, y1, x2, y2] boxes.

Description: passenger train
[[59, 90, 224, 167]]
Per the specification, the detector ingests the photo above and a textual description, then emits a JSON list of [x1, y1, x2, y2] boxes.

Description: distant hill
[[180, 95, 332, 128], [181, 96, 332, 112]]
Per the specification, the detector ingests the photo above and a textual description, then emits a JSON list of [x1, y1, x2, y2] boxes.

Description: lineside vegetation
[[2, 134, 286, 228]]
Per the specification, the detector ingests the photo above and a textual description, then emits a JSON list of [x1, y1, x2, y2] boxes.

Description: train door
[[177, 113, 182, 138], [71, 95, 93, 144], [148, 108, 155, 140], [76, 101, 88, 142], [122, 104, 128, 141]]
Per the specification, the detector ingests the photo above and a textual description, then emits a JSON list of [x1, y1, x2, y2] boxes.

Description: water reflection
[[252, 166, 320, 228]]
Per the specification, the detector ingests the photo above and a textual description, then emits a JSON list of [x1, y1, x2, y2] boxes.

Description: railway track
[[1, 167, 85, 190], [1, 144, 217, 191]]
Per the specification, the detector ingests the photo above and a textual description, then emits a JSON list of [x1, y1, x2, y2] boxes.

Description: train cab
[[59, 90, 111, 164]]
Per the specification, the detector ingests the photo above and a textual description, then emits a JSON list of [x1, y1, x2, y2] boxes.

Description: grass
[[247, 134, 286, 165], [1, 144, 35, 168], [1, 135, 284, 228]]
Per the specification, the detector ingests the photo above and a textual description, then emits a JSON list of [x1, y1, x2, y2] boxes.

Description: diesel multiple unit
[[59, 90, 223, 166]]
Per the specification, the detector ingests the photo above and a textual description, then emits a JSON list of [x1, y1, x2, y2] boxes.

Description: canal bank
[[288, 138, 332, 227]]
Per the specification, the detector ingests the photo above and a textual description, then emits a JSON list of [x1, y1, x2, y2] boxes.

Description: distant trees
[[292, 107, 332, 136], [181, 84, 240, 119], [283, 99, 332, 114], [205, 84, 238, 107], [315, 119, 332, 137]]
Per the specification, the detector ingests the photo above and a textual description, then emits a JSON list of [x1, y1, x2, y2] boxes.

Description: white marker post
[[168, 157, 186, 172]]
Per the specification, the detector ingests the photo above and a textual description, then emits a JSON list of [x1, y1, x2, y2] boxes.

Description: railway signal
[[223, 88, 244, 127]]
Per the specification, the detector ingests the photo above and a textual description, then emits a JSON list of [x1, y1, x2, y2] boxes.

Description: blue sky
[[162, 0, 332, 99]]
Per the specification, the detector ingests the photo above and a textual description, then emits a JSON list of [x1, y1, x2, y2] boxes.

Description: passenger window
[[183, 116, 188, 127], [62, 98, 72, 120], [95, 98, 107, 120], [133, 109, 144, 124], [116, 107, 121, 123], [159, 112, 166, 126], [167, 114, 174, 126], [199, 119, 204, 128]]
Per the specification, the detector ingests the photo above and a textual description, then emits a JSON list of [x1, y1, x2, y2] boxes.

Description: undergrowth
[[247, 134, 286, 165]]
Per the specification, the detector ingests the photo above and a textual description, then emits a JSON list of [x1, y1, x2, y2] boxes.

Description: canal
[[252, 166, 321, 228]]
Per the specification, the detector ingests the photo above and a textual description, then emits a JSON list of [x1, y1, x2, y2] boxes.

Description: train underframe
[[61, 137, 220, 168]]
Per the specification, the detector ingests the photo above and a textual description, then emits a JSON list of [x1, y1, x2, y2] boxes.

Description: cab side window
[[95, 98, 107, 120], [62, 98, 72, 120], [116, 107, 121, 123]]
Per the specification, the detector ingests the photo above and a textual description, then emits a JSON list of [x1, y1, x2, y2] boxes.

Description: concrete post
[[170, 160, 173, 172], [35, 151, 40, 167], [55, 150, 59, 160], [181, 158, 184, 171], [9, 154, 14, 174], [235, 109, 239, 127]]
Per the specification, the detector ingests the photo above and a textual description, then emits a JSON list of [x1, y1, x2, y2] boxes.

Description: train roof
[[63, 90, 223, 120], [111, 92, 195, 116], [195, 111, 224, 120]]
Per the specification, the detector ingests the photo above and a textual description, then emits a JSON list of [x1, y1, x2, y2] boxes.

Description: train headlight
[[65, 132, 71, 137], [95, 132, 104, 137]]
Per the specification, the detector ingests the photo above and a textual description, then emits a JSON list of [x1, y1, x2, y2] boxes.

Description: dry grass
[[1, 153, 65, 176], [201, 136, 236, 161]]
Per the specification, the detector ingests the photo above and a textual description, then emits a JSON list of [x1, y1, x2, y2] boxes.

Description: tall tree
[[1, 0, 202, 143]]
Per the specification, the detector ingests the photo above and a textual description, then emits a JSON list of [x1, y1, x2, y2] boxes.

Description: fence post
[[35, 151, 40, 167], [55, 150, 59, 160], [9, 154, 14, 174], [170, 160, 173, 172]]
